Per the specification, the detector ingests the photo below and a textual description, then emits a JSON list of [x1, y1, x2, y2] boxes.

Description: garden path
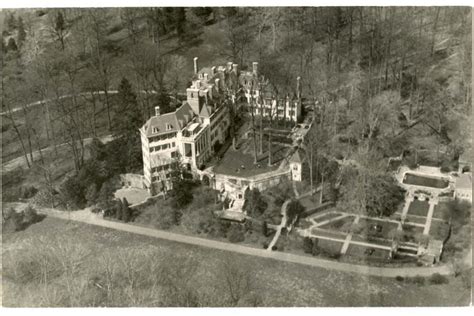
[[267, 200, 290, 251], [340, 216, 360, 254], [8, 202, 461, 278]]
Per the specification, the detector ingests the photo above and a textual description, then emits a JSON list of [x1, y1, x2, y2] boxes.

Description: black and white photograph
[[0, 1, 472, 309]]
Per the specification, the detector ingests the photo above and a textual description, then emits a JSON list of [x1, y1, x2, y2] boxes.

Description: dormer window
[[152, 127, 159, 133], [166, 123, 172, 130]]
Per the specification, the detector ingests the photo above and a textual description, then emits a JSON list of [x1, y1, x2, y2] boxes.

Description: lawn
[[299, 194, 322, 210], [2, 215, 471, 307], [357, 218, 399, 239], [433, 202, 451, 220], [403, 173, 450, 189], [407, 200, 430, 217], [428, 221, 450, 241]]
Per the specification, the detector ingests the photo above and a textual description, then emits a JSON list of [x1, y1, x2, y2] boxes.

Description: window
[[166, 123, 172, 130], [293, 165, 298, 170], [152, 127, 159, 133], [172, 142, 175, 147]]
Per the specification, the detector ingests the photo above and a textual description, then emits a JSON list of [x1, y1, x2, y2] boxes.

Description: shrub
[[19, 185, 38, 199], [395, 276, 404, 282], [311, 239, 320, 256], [430, 273, 449, 285], [262, 221, 268, 237], [227, 224, 245, 243], [440, 162, 451, 173], [412, 275, 426, 285], [2, 206, 44, 233], [303, 237, 313, 253]]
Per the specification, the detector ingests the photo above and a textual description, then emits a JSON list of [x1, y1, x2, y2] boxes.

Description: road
[[1, 90, 184, 116], [1, 134, 113, 173], [18, 203, 462, 278]]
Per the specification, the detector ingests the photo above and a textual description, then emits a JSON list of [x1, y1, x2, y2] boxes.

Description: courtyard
[[212, 131, 291, 178]]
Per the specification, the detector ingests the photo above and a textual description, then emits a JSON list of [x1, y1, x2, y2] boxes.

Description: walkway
[[340, 215, 360, 254], [267, 200, 290, 250], [26, 204, 455, 278]]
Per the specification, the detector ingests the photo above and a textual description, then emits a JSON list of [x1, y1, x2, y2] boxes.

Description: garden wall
[[213, 169, 292, 197]]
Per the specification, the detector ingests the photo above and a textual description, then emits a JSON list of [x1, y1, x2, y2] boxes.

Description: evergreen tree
[[116, 199, 124, 221], [17, 17, 26, 46], [156, 86, 173, 114], [174, 7, 187, 38], [303, 236, 313, 253], [122, 198, 131, 222], [54, 11, 67, 50], [311, 239, 320, 256], [262, 221, 268, 237], [7, 38, 18, 51], [113, 77, 142, 139], [5, 12, 17, 31]]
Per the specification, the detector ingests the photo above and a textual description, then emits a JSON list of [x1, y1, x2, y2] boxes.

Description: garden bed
[[407, 200, 430, 217], [308, 211, 341, 223], [403, 173, 449, 189], [310, 228, 347, 240], [318, 215, 355, 231], [356, 218, 399, 239], [346, 244, 392, 262], [404, 215, 428, 225], [351, 234, 393, 248]]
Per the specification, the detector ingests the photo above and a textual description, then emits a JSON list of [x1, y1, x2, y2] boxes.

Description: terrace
[[212, 136, 289, 178]]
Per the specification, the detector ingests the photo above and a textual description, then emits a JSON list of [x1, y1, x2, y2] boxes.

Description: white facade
[[454, 173, 472, 203]]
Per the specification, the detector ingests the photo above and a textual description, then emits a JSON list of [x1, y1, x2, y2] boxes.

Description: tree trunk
[[5, 104, 31, 168]]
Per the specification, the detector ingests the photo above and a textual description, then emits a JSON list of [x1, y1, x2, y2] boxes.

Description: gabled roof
[[199, 104, 212, 118], [456, 173, 472, 190], [290, 150, 303, 164], [142, 102, 195, 137]]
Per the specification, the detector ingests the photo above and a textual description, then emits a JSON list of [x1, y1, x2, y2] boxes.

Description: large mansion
[[140, 57, 303, 191]]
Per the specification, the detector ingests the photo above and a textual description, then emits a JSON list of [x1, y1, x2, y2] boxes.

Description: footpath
[[12, 203, 460, 278]]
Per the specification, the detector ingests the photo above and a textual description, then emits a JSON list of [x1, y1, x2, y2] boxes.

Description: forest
[[1, 7, 472, 209]]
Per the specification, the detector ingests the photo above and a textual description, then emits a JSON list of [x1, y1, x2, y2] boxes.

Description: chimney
[[227, 62, 233, 72], [155, 106, 160, 116], [193, 57, 199, 74], [296, 76, 301, 99], [232, 64, 238, 74], [215, 78, 220, 92], [211, 66, 216, 76], [252, 62, 258, 76]]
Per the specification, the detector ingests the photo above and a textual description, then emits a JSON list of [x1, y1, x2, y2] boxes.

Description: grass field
[[408, 200, 430, 217], [2, 216, 471, 307]]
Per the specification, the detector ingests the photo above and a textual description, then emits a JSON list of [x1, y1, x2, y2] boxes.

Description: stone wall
[[120, 173, 145, 189], [213, 169, 292, 198]]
